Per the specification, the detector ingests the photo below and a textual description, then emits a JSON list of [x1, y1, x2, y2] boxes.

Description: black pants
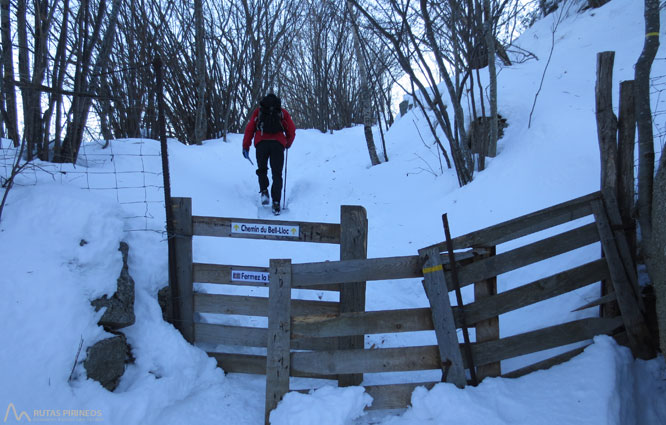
[[255, 140, 285, 203]]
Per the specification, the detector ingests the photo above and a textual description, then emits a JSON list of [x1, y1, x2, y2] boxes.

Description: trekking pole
[[282, 148, 288, 209]]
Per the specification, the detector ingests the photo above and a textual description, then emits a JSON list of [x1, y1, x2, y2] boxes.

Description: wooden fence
[[169, 198, 368, 388], [168, 192, 654, 425]]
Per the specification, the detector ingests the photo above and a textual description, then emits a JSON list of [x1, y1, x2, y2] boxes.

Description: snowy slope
[[0, 0, 665, 424]]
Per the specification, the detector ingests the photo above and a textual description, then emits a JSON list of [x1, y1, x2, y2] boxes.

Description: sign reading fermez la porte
[[231, 269, 270, 283], [231, 221, 300, 238]]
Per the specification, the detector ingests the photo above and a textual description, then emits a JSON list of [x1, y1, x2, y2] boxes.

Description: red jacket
[[242, 107, 296, 150]]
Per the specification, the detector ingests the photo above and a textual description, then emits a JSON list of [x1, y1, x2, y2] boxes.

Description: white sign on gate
[[231, 269, 270, 284], [231, 222, 300, 238]]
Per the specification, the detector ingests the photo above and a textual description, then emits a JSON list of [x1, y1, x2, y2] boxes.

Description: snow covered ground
[[1, 0, 665, 424]]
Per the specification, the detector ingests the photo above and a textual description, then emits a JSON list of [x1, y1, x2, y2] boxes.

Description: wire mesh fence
[[0, 136, 166, 234]]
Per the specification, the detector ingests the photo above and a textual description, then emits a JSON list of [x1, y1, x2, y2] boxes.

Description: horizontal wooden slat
[[290, 316, 622, 375], [292, 346, 441, 375], [193, 262, 340, 290], [459, 259, 609, 325], [291, 256, 420, 287], [192, 216, 341, 243], [195, 293, 268, 315], [453, 223, 601, 288], [194, 263, 269, 286], [443, 191, 600, 249], [471, 316, 623, 366], [292, 308, 434, 338], [209, 317, 620, 379], [290, 250, 477, 288], [502, 345, 590, 379], [291, 223, 598, 289], [196, 323, 267, 347], [194, 293, 339, 316], [209, 352, 266, 375], [208, 352, 333, 379], [196, 323, 337, 350], [571, 293, 617, 312], [291, 260, 608, 338]]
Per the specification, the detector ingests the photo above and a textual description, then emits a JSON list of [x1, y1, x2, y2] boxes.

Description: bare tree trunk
[[347, 0, 380, 166], [55, 0, 122, 163], [42, 0, 70, 160], [482, 0, 497, 172], [419, 0, 473, 184], [635, 0, 660, 243], [16, 0, 33, 159], [15, 0, 52, 159], [194, 0, 206, 145], [1, 0, 19, 147], [649, 161, 666, 355], [636, 0, 663, 357], [32, 0, 56, 160]]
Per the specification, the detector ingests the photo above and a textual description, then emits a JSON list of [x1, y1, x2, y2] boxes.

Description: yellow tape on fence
[[422, 264, 443, 274]]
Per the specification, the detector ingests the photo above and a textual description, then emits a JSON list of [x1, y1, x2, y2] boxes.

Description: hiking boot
[[260, 190, 270, 206], [272, 201, 281, 215]]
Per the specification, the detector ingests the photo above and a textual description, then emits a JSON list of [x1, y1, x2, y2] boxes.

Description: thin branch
[[528, 3, 567, 128]]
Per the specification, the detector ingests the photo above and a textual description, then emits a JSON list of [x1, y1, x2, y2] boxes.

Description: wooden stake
[[265, 259, 293, 425], [442, 214, 478, 385]]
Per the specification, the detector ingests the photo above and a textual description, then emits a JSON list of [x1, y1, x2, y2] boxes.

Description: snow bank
[[267, 337, 666, 425], [270, 386, 372, 425], [0, 184, 124, 412], [379, 336, 633, 425]]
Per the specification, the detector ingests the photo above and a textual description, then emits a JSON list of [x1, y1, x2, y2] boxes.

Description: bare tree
[[16, 0, 52, 160], [54, 0, 123, 163], [281, 0, 357, 132], [482, 0, 497, 171], [635, 0, 660, 243], [347, 0, 380, 165], [1, 0, 19, 147], [349, 0, 475, 185], [633, 0, 665, 356], [194, 0, 206, 144]]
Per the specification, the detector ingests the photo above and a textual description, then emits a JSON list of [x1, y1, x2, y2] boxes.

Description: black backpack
[[256, 94, 284, 135]]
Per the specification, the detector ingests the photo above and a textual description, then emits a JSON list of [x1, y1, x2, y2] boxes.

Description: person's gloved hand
[[242, 149, 250, 159]]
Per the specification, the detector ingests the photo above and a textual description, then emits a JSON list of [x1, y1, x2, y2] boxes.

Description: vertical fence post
[[595, 51, 620, 318], [474, 246, 500, 380], [591, 199, 654, 359], [596, 51, 618, 199], [617, 80, 637, 265], [418, 246, 467, 388], [171, 197, 194, 343], [265, 259, 293, 425], [155, 55, 176, 324], [338, 206, 368, 387]]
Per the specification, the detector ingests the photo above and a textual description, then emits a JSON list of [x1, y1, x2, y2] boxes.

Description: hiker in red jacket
[[242, 93, 296, 215]]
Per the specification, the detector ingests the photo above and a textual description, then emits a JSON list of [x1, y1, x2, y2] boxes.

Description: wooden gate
[[167, 192, 654, 425], [168, 198, 369, 388], [260, 191, 653, 423]]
